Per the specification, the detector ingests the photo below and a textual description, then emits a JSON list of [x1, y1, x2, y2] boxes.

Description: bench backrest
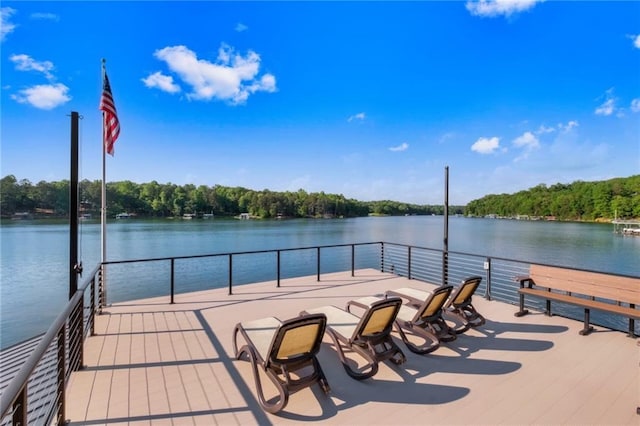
[[529, 264, 640, 305]]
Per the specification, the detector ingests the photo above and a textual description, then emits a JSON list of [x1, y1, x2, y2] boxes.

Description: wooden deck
[[66, 269, 639, 425]]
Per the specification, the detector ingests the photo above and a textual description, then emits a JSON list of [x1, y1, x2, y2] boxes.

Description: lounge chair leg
[[394, 323, 440, 354], [240, 346, 289, 413], [579, 309, 594, 336], [325, 329, 378, 380]]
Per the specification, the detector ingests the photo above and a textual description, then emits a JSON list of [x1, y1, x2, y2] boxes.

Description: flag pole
[[443, 166, 449, 286], [100, 59, 108, 311]]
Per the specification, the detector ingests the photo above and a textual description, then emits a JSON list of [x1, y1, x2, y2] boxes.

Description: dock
[[613, 219, 640, 236], [64, 269, 639, 425]]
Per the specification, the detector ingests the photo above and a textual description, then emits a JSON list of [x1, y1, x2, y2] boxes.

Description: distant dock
[[612, 219, 640, 235]]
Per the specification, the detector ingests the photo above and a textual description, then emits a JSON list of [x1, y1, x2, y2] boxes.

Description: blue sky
[[2, 1, 639, 205]]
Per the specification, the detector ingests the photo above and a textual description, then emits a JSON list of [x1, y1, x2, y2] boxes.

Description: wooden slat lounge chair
[[385, 285, 456, 354], [232, 313, 330, 414], [302, 297, 406, 380]]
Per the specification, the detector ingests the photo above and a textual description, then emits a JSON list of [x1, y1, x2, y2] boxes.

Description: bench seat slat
[[518, 288, 640, 319], [527, 265, 640, 305]]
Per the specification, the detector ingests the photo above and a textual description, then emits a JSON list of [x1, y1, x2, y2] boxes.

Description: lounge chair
[[232, 313, 330, 414], [385, 285, 456, 354], [302, 297, 405, 380], [445, 276, 486, 332], [389, 276, 485, 335]]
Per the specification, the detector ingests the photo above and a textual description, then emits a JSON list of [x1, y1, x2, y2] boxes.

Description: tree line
[[0, 175, 461, 219], [465, 175, 640, 221]]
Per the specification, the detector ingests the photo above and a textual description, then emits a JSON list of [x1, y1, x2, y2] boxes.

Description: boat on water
[[115, 212, 132, 219], [182, 213, 197, 220]]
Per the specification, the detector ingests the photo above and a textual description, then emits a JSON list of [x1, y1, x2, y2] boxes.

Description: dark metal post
[[408, 246, 412, 279], [170, 259, 175, 304], [351, 245, 355, 277], [443, 166, 449, 286], [316, 247, 321, 281], [90, 277, 96, 335], [484, 257, 492, 300], [277, 250, 281, 287], [228, 254, 233, 295], [12, 387, 27, 425], [70, 111, 80, 299], [56, 327, 66, 425]]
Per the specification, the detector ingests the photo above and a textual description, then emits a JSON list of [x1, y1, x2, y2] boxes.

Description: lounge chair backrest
[[450, 276, 482, 306], [357, 297, 402, 338], [419, 285, 453, 318], [269, 313, 326, 364]]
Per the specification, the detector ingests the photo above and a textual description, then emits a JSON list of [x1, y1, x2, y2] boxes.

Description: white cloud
[[535, 124, 555, 134], [142, 71, 181, 93], [512, 131, 539, 161], [558, 120, 579, 133], [348, 112, 366, 122], [595, 88, 617, 116], [235, 23, 248, 32], [595, 99, 615, 116], [438, 132, 455, 144], [1, 7, 17, 42], [30, 12, 59, 21], [628, 34, 640, 49], [10, 54, 55, 80], [11, 83, 70, 109], [466, 0, 542, 18], [513, 131, 539, 149], [389, 142, 409, 152], [471, 136, 501, 154], [151, 44, 277, 105], [630, 98, 640, 113]]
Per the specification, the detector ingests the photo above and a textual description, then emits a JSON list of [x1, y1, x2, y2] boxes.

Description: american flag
[[99, 71, 120, 155]]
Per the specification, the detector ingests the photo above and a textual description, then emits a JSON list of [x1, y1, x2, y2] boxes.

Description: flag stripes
[[100, 71, 120, 155]]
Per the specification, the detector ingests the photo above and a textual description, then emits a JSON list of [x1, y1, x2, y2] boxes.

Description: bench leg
[[514, 293, 528, 317], [628, 318, 637, 338], [579, 308, 594, 336], [545, 300, 551, 316]]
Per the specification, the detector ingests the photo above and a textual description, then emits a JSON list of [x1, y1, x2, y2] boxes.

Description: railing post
[[484, 257, 492, 300], [90, 277, 96, 336], [98, 265, 104, 314], [351, 245, 355, 277], [56, 326, 66, 425], [277, 250, 281, 288], [12, 387, 27, 426], [170, 259, 175, 304], [316, 247, 321, 281], [72, 298, 84, 371], [228, 254, 233, 295], [380, 242, 385, 272], [408, 246, 412, 279]]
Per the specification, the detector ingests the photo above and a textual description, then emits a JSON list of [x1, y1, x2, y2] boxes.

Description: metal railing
[[1, 241, 637, 425], [0, 264, 99, 426]]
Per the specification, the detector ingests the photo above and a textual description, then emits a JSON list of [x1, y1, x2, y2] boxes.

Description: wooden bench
[[514, 264, 640, 337]]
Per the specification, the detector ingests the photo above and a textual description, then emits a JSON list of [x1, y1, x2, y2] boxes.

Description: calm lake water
[[1, 216, 638, 349]]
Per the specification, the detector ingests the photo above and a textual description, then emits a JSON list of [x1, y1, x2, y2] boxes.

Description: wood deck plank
[[66, 269, 639, 425]]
